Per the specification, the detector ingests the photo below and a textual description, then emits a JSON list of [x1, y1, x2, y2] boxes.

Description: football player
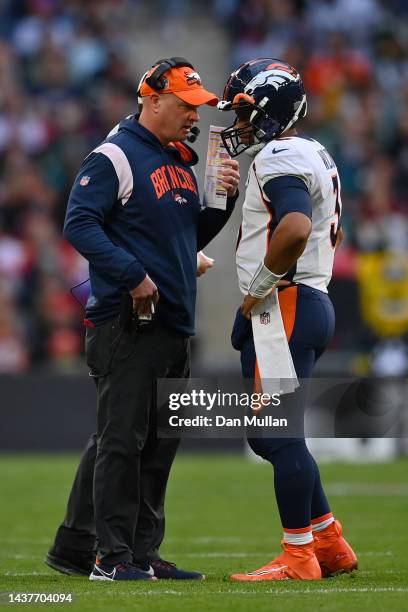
[[218, 59, 357, 581]]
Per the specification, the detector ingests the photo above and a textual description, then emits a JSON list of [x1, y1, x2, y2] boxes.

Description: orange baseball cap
[[139, 65, 219, 107]]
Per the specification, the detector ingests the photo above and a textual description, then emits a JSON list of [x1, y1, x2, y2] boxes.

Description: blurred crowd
[[0, 0, 142, 372], [1, 0, 408, 372]]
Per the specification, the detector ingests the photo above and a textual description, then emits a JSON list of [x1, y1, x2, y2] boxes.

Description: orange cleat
[[314, 519, 358, 577], [230, 541, 322, 581]]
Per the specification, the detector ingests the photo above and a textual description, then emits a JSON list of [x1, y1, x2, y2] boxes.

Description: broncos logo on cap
[[185, 71, 202, 86]]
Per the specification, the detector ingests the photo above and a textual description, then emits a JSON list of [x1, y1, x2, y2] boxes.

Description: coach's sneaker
[[89, 560, 156, 581], [149, 558, 205, 580], [230, 542, 322, 581], [45, 547, 94, 576], [314, 519, 358, 577]]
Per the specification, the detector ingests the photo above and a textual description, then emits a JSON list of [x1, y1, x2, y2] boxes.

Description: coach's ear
[[142, 93, 161, 115]]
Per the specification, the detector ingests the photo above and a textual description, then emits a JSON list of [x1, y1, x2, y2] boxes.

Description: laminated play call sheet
[[204, 125, 230, 210]]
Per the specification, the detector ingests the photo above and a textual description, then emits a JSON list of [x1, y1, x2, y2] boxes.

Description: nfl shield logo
[[260, 312, 270, 325], [80, 175, 90, 186]]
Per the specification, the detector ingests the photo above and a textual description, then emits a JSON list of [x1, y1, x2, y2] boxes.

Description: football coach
[[45, 57, 240, 582]]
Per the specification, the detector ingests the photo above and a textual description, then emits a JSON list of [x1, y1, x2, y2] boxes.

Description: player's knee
[[248, 437, 308, 465], [247, 437, 275, 462]]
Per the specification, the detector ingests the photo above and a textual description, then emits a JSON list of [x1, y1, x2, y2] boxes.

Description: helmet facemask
[[219, 99, 284, 157], [218, 96, 260, 157]]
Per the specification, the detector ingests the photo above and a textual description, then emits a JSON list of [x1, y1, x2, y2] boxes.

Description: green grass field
[[0, 453, 407, 611]]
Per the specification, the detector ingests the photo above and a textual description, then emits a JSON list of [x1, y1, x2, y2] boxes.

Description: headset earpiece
[[144, 57, 194, 92]]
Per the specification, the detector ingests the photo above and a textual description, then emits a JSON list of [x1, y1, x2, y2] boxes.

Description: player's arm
[[263, 212, 311, 274], [335, 226, 344, 251], [241, 176, 312, 318]]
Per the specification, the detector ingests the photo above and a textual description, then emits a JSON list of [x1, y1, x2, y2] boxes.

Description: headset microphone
[[187, 126, 200, 143]]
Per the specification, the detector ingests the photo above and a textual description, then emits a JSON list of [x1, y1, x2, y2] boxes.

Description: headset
[[138, 56, 200, 143], [144, 56, 195, 91]]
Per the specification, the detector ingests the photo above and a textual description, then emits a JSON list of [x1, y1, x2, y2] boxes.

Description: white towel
[[251, 291, 299, 397]]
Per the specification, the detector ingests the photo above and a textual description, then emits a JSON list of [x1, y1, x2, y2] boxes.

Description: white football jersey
[[236, 135, 342, 294]]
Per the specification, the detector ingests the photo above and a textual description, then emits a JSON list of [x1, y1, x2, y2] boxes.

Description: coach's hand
[[220, 159, 240, 198], [130, 275, 159, 316], [197, 251, 215, 277]]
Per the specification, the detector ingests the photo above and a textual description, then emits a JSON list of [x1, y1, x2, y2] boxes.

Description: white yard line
[[3, 572, 52, 576], [325, 483, 408, 496], [103, 587, 408, 596], [188, 537, 243, 543], [185, 552, 271, 558], [358, 551, 393, 556], [3, 538, 50, 545], [1, 551, 394, 562], [184, 551, 393, 558], [2, 575, 407, 596]]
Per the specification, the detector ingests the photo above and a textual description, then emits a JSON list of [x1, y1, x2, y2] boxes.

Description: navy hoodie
[[64, 116, 236, 334]]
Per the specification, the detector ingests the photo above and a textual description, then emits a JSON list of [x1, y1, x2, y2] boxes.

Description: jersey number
[[330, 174, 342, 248]]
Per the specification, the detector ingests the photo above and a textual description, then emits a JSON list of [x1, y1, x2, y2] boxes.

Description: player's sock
[[283, 525, 313, 545], [271, 440, 315, 528], [309, 453, 332, 519], [311, 512, 335, 533]]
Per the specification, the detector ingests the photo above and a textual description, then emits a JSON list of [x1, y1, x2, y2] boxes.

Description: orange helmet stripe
[[266, 62, 296, 75], [232, 92, 255, 105]]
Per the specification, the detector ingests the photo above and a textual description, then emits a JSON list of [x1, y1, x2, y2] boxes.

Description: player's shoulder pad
[[255, 137, 313, 190]]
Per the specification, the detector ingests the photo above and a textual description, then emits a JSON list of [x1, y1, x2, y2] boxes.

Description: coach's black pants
[[52, 317, 189, 565]]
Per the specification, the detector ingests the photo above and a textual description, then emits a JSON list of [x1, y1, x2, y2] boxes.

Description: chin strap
[[245, 142, 267, 158]]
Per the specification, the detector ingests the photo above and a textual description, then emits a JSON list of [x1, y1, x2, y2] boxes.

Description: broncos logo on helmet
[[218, 58, 307, 157], [245, 68, 300, 94]]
